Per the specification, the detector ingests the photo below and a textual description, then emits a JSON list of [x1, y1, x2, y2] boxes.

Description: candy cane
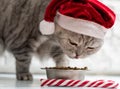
[[40, 79, 119, 89]]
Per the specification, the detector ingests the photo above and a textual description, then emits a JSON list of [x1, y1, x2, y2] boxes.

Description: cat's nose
[[74, 53, 79, 59], [75, 56, 79, 59]]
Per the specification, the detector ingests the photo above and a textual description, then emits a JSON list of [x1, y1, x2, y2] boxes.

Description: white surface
[[0, 74, 119, 89]]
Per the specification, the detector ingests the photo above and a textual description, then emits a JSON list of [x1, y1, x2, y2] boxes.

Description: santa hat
[[40, 0, 116, 39]]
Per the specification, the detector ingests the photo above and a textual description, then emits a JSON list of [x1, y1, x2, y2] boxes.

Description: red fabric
[[44, 0, 68, 22], [44, 0, 116, 28]]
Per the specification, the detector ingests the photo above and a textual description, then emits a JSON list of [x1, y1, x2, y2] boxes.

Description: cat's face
[[55, 23, 104, 59]]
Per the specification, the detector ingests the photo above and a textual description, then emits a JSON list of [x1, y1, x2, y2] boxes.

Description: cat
[[0, 0, 103, 80]]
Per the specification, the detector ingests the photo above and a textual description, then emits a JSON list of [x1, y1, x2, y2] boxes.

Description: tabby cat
[[0, 0, 103, 80]]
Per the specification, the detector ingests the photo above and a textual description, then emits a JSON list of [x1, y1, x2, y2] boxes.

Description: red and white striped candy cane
[[40, 79, 119, 89]]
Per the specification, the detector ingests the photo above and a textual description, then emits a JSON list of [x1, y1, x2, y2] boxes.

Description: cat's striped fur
[[0, 0, 103, 80]]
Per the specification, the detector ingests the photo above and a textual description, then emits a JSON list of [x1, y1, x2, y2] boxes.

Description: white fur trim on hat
[[39, 20, 55, 35], [56, 12, 107, 39]]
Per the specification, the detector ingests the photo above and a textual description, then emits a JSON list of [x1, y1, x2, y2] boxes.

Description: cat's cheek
[[64, 51, 76, 59], [91, 49, 100, 54]]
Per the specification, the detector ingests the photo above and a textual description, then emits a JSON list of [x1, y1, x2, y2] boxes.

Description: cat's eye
[[68, 39, 77, 46], [87, 47, 94, 50]]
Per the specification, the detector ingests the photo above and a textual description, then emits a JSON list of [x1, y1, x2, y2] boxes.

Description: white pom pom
[[39, 20, 55, 35]]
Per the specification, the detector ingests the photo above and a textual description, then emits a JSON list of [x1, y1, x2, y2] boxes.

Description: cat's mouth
[[70, 55, 86, 59], [74, 53, 82, 59], [74, 55, 80, 59], [68, 55, 80, 59]]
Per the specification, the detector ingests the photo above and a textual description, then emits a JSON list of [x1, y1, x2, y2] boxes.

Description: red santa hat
[[40, 0, 116, 39]]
